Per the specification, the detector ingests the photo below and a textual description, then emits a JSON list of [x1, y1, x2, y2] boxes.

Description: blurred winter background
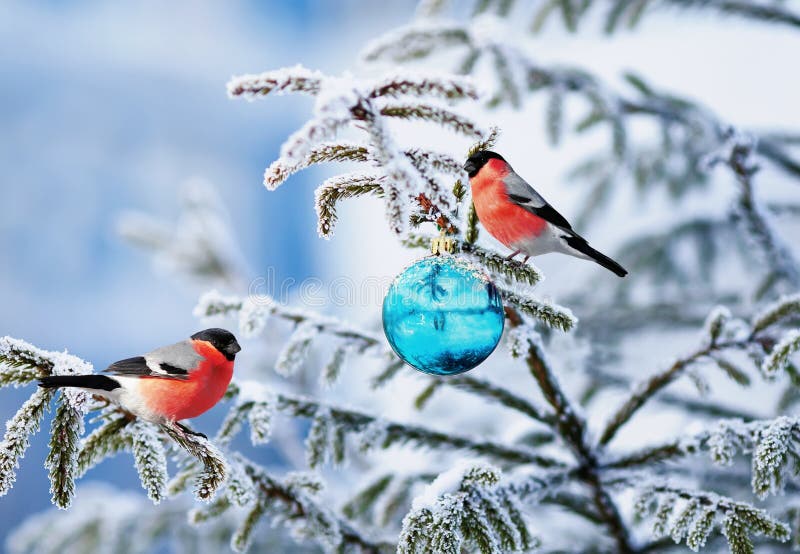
[[2, 0, 800, 548]]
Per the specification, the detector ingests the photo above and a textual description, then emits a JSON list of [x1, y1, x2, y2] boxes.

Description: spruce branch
[[762, 330, 800, 378], [126, 421, 168, 504], [634, 483, 790, 553], [162, 424, 228, 502], [76, 414, 132, 477], [398, 462, 538, 553], [0, 389, 54, 497], [598, 305, 761, 446], [226, 65, 324, 99], [403, 233, 543, 287], [752, 293, 800, 334], [514, 319, 635, 553], [0, 336, 55, 386], [45, 393, 84, 509], [725, 133, 800, 289], [367, 74, 478, 101], [118, 179, 246, 289], [608, 415, 800, 502], [526, 0, 800, 35], [274, 390, 564, 468], [264, 142, 370, 190], [379, 103, 484, 138], [443, 375, 554, 425], [659, 0, 800, 30], [314, 173, 383, 239], [237, 457, 394, 553], [499, 288, 576, 331], [195, 290, 384, 351]]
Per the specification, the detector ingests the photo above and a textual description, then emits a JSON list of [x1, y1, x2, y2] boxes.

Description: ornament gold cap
[[430, 231, 455, 255]]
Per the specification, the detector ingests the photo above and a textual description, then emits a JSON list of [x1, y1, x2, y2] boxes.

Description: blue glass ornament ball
[[382, 256, 505, 376]]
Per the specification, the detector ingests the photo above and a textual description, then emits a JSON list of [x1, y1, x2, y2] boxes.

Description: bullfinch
[[465, 150, 627, 277], [39, 328, 240, 433]]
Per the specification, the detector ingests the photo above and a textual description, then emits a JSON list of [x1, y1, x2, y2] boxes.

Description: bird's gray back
[[145, 340, 204, 373], [502, 171, 547, 208]]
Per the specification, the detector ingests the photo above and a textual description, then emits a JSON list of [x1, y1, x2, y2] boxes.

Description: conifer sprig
[[222, 381, 563, 469], [634, 483, 790, 553]]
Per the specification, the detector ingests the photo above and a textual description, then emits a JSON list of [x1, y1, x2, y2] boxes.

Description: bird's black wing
[[502, 173, 574, 231]]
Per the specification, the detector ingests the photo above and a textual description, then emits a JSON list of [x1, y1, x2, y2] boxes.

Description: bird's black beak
[[464, 160, 477, 178]]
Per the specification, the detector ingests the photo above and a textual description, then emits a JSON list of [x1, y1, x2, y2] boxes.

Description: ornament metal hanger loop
[[430, 230, 454, 256]]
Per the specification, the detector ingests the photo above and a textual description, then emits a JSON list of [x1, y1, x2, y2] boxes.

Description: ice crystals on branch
[[400, 461, 536, 554], [635, 481, 790, 552], [228, 64, 484, 237]]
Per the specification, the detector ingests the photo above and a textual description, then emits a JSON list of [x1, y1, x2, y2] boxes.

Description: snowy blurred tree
[[3, 1, 800, 553]]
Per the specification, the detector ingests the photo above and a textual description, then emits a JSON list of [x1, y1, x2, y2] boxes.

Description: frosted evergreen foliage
[[227, 64, 484, 237], [635, 484, 790, 553], [399, 462, 536, 553], [3, 2, 800, 553]]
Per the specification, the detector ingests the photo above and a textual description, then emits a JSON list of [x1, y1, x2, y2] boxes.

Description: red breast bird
[[465, 151, 627, 277], [39, 328, 240, 434]]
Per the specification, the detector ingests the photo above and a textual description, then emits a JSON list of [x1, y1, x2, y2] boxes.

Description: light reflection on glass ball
[[382, 256, 505, 376]]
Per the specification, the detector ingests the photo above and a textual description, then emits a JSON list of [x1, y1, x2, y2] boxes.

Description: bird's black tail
[[564, 236, 627, 277], [39, 375, 120, 391]]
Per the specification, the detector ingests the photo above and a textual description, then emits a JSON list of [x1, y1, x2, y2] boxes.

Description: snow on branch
[[0, 337, 92, 508], [222, 380, 563, 469], [752, 293, 800, 334], [231, 456, 393, 553], [315, 172, 384, 238], [398, 461, 537, 553], [8, 484, 319, 554], [597, 302, 792, 446], [609, 415, 800, 501], [403, 233, 543, 287], [378, 103, 483, 138], [195, 290, 382, 386], [229, 65, 484, 237], [264, 142, 370, 191], [366, 72, 478, 101], [226, 64, 324, 99], [411, 0, 800, 34], [499, 288, 576, 331], [634, 483, 790, 553], [162, 424, 228, 501]]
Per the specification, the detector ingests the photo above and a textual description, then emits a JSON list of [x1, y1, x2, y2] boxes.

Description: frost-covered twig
[[224, 382, 564, 469], [511, 317, 636, 553], [608, 415, 800, 501], [398, 461, 538, 553], [228, 65, 482, 237], [403, 233, 543, 287], [599, 297, 800, 447], [443, 374, 554, 425], [722, 132, 800, 289], [234, 457, 393, 553], [633, 482, 790, 553]]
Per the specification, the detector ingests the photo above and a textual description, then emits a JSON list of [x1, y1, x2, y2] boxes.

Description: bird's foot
[[521, 255, 530, 264], [175, 421, 207, 439], [506, 250, 521, 261]]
